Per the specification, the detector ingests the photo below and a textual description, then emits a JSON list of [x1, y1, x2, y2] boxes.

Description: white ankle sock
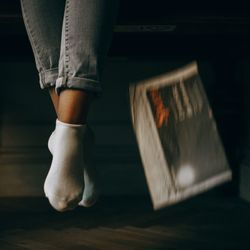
[[48, 122, 99, 208], [44, 119, 86, 212]]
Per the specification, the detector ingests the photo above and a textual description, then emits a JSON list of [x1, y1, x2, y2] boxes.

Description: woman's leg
[[20, 0, 119, 119], [20, 0, 85, 211], [20, 0, 65, 113], [20, 0, 83, 211], [49, 0, 120, 124], [48, 88, 99, 208], [20, 0, 95, 124], [55, 0, 120, 122], [20, 0, 120, 211], [47, 0, 120, 208]]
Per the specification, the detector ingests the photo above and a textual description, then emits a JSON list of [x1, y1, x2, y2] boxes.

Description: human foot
[[48, 121, 100, 208], [44, 119, 86, 212]]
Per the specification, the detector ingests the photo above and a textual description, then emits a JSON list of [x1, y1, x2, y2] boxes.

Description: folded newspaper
[[129, 61, 232, 210]]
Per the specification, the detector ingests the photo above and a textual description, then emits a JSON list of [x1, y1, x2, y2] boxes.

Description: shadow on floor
[[0, 185, 249, 250]]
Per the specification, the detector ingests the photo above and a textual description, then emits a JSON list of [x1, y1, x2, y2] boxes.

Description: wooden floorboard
[[0, 189, 250, 249]]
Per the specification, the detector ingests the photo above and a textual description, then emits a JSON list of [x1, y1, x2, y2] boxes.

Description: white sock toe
[[78, 125, 100, 207], [79, 175, 100, 207]]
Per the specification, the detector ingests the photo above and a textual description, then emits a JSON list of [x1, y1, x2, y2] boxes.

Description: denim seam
[[64, 0, 70, 77], [21, 1, 44, 73]]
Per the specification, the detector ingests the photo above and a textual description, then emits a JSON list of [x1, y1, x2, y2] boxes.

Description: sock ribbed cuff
[[56, 119, 86, 128]]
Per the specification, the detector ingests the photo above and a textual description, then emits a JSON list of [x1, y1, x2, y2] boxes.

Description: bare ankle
[[58, 89, 93, 124]]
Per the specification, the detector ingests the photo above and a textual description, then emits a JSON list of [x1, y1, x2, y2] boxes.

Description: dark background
[[0, 0, 250, 197]]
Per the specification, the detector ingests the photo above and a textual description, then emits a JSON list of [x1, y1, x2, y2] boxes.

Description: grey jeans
[[20, 0, 119, 98]]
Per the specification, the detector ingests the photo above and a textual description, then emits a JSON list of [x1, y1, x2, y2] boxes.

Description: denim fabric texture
[[20, 0, 119, 98]]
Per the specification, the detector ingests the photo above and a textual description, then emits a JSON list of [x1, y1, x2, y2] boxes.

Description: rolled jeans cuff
[[39, 67, 59, 89], [55, 76, 102, 98]]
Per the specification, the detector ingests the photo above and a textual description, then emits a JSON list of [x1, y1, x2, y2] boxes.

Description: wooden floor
[[0, 188, 250, 250]]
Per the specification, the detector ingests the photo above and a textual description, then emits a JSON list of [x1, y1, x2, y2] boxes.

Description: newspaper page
[[129, 61, 232, 210]]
